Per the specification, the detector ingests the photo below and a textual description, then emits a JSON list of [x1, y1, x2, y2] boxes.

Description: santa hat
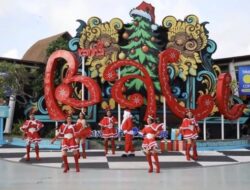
[[130, 1, 158, 30], [121, 109, 132, 126], [147, 115, 155, 120], [123, 109, 132, 118], [104, 105, 111, 111], [130, 1, 155, 23], [79, 111, 86, 116]]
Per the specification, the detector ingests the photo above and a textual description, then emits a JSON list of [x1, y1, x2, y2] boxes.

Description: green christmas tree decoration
[[121, 2, 161, 91]]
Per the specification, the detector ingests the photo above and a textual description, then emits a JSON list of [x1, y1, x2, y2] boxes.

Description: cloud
[[38, 0, 136, 35], [39, 0, 202, 36], [0, 0, 12, 16], [1, 49, 19, 59]]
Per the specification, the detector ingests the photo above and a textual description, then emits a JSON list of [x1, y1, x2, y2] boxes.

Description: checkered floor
[[1, 144, 250, 170]]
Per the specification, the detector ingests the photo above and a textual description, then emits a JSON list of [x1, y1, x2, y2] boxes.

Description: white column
[[237, 119, 240, 139], [163, 97, 166, 131], [118, 68, 121, 141], [0, 118, 4, 143], [203, 118, 207, 141], [81, 57, 85, 112], [55, 121, 58, 136], [4, 95, 16, 134], [221, 114, 224, 140], [118, 104, 121, 141]]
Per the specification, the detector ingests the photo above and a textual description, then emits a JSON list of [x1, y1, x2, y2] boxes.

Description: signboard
[[238, 66, 250, 96], [0, 105, 9, 144], [0, 106, 9, 118]]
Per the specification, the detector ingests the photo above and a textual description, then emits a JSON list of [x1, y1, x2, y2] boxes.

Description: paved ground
[[1, 156, 250, 190], [1, 144, 250, 170]]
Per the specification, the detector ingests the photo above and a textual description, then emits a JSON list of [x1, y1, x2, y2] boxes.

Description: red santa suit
[[20, 119, 44, 161], [179, 117, 200, 161], [121, 110, 134, 155], [99, 116, 118, 138], [179, 118, 199, 140], [75, 119, 92, 139], [51, 120, 80, 173], [141, 121, 163, 173], [58, 123, 78, 151], [99, 115, 118, 155], [20, 119, 44, 144], [141, 123, 163, 151], [74, 119, 92, 159]]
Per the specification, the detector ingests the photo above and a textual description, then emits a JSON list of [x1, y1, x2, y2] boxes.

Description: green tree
[[0, 61, 30, 99], [46, 37, 69, 57], [121, 16, 161, 91], [0, 61, 44, 101]]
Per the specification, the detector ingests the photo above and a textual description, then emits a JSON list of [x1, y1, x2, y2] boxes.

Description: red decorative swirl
[[216, 73, 246, 120], [103, 60, 156, 120], [44, 50, 102, 120], [158, 48, 214, 120]]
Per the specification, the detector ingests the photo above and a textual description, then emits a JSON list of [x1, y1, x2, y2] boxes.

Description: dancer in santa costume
[[75, 112, 92, 159], [141, 115, 163, 173], [179, 110, 200, 161], [121, 109, 135, 157], [51, 116, 80, 173], [20, 112, 44, 161], [98, 107, 118, 155]]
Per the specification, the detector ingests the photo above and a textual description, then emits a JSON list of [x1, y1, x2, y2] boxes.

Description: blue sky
[[1, 0, 250, 59]]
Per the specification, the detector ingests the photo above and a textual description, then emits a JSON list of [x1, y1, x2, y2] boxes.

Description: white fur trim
[[121, 110, 132, 127], [130, 9, 152, 22], [151, 24, 158, 30]]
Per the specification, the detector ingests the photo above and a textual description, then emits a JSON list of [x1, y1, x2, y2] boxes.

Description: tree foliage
[[0, 61, 30, 98], [0, 61, 44, 101], [46, 37, 69, 57]]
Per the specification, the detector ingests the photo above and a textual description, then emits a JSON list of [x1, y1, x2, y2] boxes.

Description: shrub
[[12, 119, 24, 136]]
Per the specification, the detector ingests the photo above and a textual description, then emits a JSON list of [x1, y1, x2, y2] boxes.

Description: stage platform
[[2, 137, 250, 150], [1, 138, 250, 189], [1, 143, 250, 170]]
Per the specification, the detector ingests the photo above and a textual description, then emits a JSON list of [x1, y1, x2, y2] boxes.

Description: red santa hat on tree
[[130, 1, 158, 30]]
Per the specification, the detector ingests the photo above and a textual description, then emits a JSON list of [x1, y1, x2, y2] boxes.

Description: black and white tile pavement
[[1, 145, 250, 170]]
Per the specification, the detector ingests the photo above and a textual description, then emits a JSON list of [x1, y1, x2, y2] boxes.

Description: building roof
[[22, 32, 72, 64], [214, 54, 250, 66], [0, 56, 44, 69]]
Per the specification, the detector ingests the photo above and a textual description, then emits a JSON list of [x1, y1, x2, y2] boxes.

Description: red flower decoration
[[216, 73, 246, 120], [103, 60, 156, 120], [158, 48, 214, 120], [44, 50, 102, 120]]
